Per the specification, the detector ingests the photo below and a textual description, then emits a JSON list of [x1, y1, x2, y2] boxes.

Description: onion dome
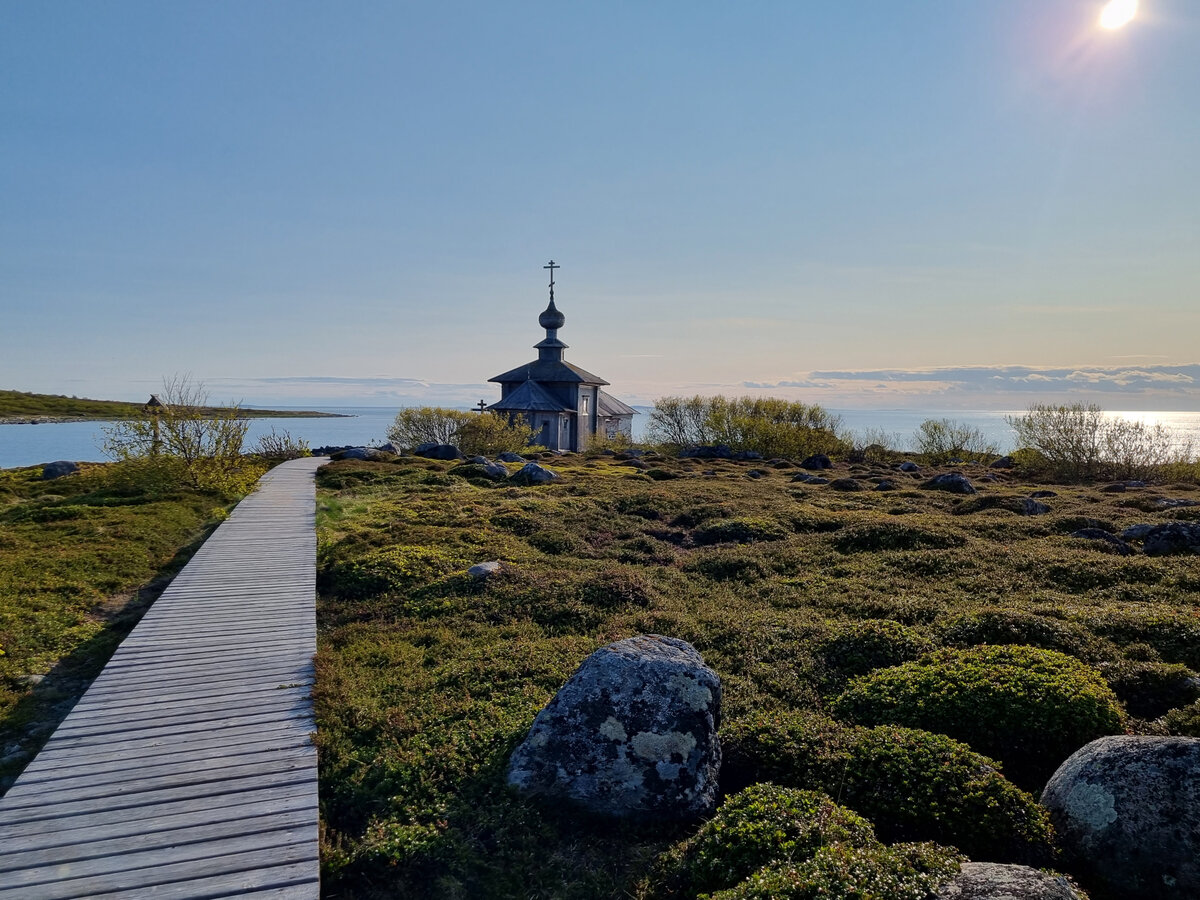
[[539, 298, 566, 331]]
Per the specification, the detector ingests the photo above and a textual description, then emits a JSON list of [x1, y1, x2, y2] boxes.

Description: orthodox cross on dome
[[544, 260, 559, 302]]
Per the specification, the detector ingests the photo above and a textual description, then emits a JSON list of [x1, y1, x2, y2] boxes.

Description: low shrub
[[1162, 700, 1200, 736], [1099, 660, 1200, 719], [833, 645, 1124, 790], [327, 545, 461, 598], [685, 549, 772, 583], [576, 564, 655, 609], [817, 619, 935, 685], [706, 841, 963, 900], [693, 517, 790, 545], [1082, 610, 1200, 669], [720, 712, 1055, 866], [830, 522, 965, 553], [649, 785, 876, 899], [936, 609, 1114, 663]]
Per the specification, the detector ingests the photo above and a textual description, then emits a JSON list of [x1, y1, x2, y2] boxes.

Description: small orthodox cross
[[544, 259, 559, 301], [475, 399, 487, 413]]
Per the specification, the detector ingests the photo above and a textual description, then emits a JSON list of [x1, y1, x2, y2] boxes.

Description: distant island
[[0, 389, 347, 424]]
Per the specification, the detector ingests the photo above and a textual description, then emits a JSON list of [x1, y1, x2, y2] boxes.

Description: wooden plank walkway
[[0, 457, 327, 899]]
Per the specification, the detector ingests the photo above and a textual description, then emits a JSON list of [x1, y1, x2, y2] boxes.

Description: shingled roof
[[487, 380, 574, 413], [488, 358, 608, 386]]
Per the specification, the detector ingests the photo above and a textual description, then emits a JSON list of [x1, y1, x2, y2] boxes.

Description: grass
[[0, 388, 342, 421], [0, 464, 233, 789], [313, 452, 1200, 898]]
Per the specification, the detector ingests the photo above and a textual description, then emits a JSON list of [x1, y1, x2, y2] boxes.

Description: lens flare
[[1099, 0, 1138, 30]]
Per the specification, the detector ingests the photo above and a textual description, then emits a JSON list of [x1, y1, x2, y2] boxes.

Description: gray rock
[[509, 461, 559, 485], [1031, 490, 1058, 499], [451, 461, 509, 480], [733, 450, 762, 461], [923, 472, 977, 494], [1154, 498, 1200, 510], [331, 447, 370, 461], [1070, 528, 1133, 555], [745, 469, 766, 479], [874, 480, 897, 491], [898, 461, 921, 472], [621, 459, 650, 470], [1041, 735, 1200, 899], [378, 441, 402, 454], [507, 634, 721, 820], [800, 453, 832, 470], [41, 460, 78, 480], [413, 442, 463, 460], [990, 456, 1016, 469], [615, 449, 645, 459], [806, 476, 829, 485], [497, 451, 526, 462], [1099, 483, 1126, 493], [1121, 523, 1156, 541], [1020, 499, 1051, 516], [936, 862, 1087, 899], [1142, 522, 1200, 557], [467, 561, 502, 579]]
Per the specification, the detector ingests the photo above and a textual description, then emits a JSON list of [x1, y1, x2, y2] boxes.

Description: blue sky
[[3, 1, 1198, 410]]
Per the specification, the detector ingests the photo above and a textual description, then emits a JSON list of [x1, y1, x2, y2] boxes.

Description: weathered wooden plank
[[0, 458, 325, 898]]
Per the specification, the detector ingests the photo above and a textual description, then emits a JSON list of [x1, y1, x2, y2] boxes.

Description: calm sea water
[[3, 406, 1199, 470]]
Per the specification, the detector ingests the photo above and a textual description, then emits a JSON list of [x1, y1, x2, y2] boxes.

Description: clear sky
[[3, 1, 1198, 410]]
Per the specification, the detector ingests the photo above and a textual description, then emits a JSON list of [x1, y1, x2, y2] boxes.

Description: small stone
[[467, 561, 502, 579], [800, 454, 832, 470], [1031, 490, 1058, 499], [1020, 498, 1051, 516], [509, 462, 559, 485], [898, 461, 921, 472], [989, 456, 1016, 469], [1100, 483, 1126, 493], [874, 480, 897, 491], [497, 451, 526, 462]]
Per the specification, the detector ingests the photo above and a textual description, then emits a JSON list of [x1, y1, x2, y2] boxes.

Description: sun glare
[[1099, 0, 1138, 30]]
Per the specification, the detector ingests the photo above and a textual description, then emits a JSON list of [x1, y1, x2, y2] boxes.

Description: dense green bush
[[1162, 700, 1200, 736], [327, 545, 461, 598], [1100, 659, 1200, 719], [387, 407, 535, 455], [649, 785, 876, 898], [1082, 610, 1200, 669], [936, 610, 1114, 662], [817, 619, 935, 685], [720, 712, 1055, 865], [706, 841, 963, 900], [685, 549, 772, 583], [830, 521, 964, 553], [833, 645, 1123, 789]]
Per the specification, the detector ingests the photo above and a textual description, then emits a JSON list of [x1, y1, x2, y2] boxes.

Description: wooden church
[[487, 263, 635, 451]]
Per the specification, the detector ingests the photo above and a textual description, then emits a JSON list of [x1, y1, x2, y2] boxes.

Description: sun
[[1099, 0, 1138, 30]]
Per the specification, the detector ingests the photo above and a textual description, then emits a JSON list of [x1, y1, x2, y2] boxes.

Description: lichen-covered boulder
[[1041, 735, 1200, 899], [507, 634, 721, 819], [413, 442, 463, 460], [1143, 522, 1200, 557], [936, 863, 1088, 899]]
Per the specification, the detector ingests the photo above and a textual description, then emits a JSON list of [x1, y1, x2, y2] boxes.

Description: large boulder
[[1142, 522, 1200, 557], [41, 460, 78, 480], [923, 472, 977, 494], [496, 451, 526, 462], [507, 634, 721, 820], [936, 863, 1087, 899], [1041, 735, 1200, 899]]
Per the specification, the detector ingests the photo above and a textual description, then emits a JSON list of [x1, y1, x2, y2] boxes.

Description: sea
[[3, 406, 1200, 470]]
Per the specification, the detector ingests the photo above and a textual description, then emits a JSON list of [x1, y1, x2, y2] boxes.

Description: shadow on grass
[[0, 519, 223, 795]]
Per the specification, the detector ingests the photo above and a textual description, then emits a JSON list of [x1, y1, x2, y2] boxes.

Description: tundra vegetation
[[313, 405, 1200, 898], [4, 398, 1200, 897]]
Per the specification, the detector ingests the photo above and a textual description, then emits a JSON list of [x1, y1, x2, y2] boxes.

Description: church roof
[[489, 358, 609, 386], [486, 379, 575, 413], [597, 391, 637, 417]]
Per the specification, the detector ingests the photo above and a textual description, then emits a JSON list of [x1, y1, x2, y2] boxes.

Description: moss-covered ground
[[314, 452, 1200, 898], [0, 465, 231, 789]]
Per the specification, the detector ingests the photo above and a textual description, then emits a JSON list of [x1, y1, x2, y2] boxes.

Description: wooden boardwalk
[[0, 457, 327, 899]]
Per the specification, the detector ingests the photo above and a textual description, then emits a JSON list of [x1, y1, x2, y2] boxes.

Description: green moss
[[833, 645, 1123, 790], [830, 521, 965, 553], [937, 609, 1114, 662], [693, 516, 790, 545], [817, 619, 935, 686]]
